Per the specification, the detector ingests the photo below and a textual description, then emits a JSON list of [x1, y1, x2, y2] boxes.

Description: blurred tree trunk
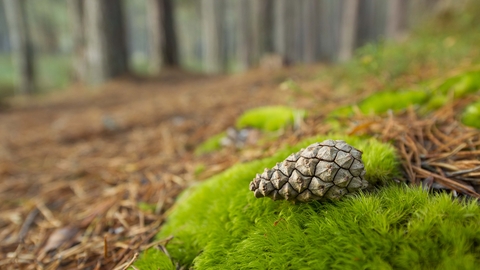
[[302, 0, 317, 63], [67, 0, 86, 82], [3, 0, 35, 94], [147, 0, 178, 74], [262, 0, 274, 53], [386, 0, 408, 40], [273, 0, 287, 59], [236, 0, 251, 71], [84, 0, 128, 84], [201, 0, 226, 74], [338, 0, 359, 62], [273, 0, 295, 63]]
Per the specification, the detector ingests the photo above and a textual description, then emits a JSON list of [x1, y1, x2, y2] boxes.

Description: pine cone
[[249, 140, 368, 202]]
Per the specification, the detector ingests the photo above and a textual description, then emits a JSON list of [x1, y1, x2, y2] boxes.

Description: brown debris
[[349, 99, 480, 199]]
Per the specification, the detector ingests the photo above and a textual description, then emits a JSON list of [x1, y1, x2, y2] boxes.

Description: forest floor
[[0, 60, 479, 268], [0, 65, 353, 269]]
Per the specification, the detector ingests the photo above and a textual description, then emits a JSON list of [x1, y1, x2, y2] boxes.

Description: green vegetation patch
[[194, 132, 226, 155], [135, 135, 400, 268], [358, 90, 428, 115], [236, 106, 305, 132], [436, 70, 480, 98], [133, 248, 175, 270], [461, 100, 480, 129], [327, 89, 428, 119], [425, 70, 480, 111]]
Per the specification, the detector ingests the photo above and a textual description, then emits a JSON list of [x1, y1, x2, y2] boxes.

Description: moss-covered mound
[[236, 106, 305, 131], [194, 186, 480, 269], [135, 135, 407, 268]]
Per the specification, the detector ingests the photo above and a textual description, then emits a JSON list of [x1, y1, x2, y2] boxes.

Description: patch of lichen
[[135, 135, 402, 268], [235, 106, 305, 132]]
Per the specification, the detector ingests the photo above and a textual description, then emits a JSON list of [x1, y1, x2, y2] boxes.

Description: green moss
[[138, 202, 156, 213], [132, 248, 174, 270], [436, 70, 480, 98], [194, 132, 226, 155], [358, 90, 428, 115], [206, 186, 480, 270], [327, 106, 355, 118], [461, 100, 480, 129], [235, 106, 305, 132], [135, 135, 401, 268]]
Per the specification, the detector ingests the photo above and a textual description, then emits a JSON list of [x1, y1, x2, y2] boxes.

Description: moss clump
[[461, 100, 480, 129], [136, 135, 400, 268], [358, 90, 428, 115], [133, 248, 174, 270], [436, 70, 480, 98], [236, 106, 305, 132], [326, 89, 428, 120], [194, 132, 226, 155]]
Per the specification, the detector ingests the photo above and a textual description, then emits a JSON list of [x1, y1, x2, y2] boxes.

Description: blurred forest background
[[0, 0, 447, 98]]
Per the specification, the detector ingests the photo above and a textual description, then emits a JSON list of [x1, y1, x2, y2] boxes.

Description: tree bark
[[84, 0, 128, 84], [201, 0, 226, 74], [3, 0, 35, 94], [338, 0, 359, 62], [67, 0, 86, 82]]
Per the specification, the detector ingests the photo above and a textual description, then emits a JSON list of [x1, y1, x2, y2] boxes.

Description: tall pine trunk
[[147, 0, 178, 74], [386, 0, 408, 40], [68, 0, 86, 83], [338, 0, 359, 62], [4, 0, 35, 94], [84, 0, 128, 84], [201, 0, 226, 74], [236, 0, 251, 71]]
